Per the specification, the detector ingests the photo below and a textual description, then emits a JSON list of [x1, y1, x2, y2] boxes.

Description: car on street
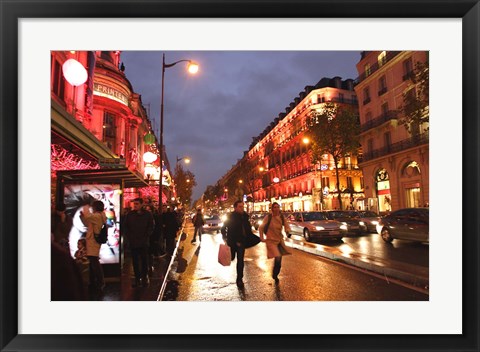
[[324, 210, 363, 235], [286, 211, 347, 242], [354, 210, 383, 233], [377, 208, 429, 243], [202, 214, 223, 233], [249, 213, 267, 230]]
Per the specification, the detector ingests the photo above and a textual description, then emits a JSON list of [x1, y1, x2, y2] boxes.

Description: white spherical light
[[62, 58, 88, 86], [142, 151, 158, 163]]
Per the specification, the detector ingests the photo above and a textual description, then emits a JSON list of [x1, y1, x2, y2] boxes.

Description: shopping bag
[[218, 244, 231, 266]]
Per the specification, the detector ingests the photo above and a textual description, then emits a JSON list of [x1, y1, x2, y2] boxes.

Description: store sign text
[[93, 83, 129, 106]]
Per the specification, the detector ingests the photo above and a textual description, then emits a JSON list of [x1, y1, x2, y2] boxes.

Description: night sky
[[121, 51, 361, 202]]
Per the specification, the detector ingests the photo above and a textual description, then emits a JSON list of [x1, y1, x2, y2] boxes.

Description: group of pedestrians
[[220, 201, 291, 287], [51, 196, 185, 300], [51, 200, 107, 300], [123, 198, 182, 288]]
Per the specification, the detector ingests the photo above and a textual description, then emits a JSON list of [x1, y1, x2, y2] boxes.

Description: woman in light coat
[[258, 202, 291, 283], [80, 200, 107, 297]]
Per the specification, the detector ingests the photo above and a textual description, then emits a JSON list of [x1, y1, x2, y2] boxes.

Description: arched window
[[402, 161, 421, 177]]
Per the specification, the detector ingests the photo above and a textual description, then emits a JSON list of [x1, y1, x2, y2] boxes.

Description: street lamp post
[[176, 156, 191, 166], [159, 53, 198, 214]]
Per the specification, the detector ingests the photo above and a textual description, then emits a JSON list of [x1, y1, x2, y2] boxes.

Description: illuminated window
[[378, 51, 387, 67], [365, 63, 371, 77], [103, 111, 117, 151]]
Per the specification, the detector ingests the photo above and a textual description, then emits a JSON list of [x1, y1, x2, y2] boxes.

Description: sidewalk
[[100, 227, 185, 301]]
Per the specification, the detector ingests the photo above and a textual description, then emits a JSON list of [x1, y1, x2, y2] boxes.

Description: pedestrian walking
[[79, 200, 107, 299], [123, 198, 154, 287], [162, 205, 180, 256], [51, 203, 73, 254], [220, 200, 253, 287], [191, 208, 205, 243], [258, 202, 291, 283]]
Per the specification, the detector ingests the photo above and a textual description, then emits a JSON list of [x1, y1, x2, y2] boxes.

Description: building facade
[[51, 51, 174, 209], [354, 51, 429, 213], [218, 77, 364, 213], [51, 51, 173, 276]]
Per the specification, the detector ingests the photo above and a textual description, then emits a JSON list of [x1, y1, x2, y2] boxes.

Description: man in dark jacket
[[221, 200, 251, 287], [162, 205, 180, 257], [124, 198, 153, 287], [191, 208, 205, 243]]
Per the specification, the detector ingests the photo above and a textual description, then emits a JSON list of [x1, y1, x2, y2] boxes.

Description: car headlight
[[219, 222, 223, 227], [359, 221, 365, 226], [315, 226, 325, 231], [221, 215, 227, 221], [340, 224, 348, 230], [371, 221, 379, 225]]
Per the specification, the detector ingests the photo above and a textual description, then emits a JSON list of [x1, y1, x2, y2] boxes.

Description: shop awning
[[57, 168, 149, 188]]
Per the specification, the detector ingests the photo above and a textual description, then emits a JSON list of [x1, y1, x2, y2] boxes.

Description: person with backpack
[[79, 200, 107, 299], [258, 202, 291, 283], [191, 208, 205, 243]]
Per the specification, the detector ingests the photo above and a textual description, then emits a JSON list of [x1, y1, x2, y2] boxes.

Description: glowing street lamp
[[159, 54, 199, 214], [176, 156, 191, 165]]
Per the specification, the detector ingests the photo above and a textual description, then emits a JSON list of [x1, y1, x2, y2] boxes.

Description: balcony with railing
[[355, 51, 402, 84], [378, 87, 388, 96], [362, 133, 429, 162], [361, 110, 399, 133]]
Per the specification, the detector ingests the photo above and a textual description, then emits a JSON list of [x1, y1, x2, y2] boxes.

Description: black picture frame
[[1, 1, 478, 351]]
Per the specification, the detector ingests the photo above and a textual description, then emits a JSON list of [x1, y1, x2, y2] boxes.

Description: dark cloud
[[121, 51, 360, 201]]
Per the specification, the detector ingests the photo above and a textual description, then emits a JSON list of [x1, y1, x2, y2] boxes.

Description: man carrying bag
[[220, 200, 259, 287]]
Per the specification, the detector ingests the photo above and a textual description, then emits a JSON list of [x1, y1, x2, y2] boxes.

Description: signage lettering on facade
[[99, 158, 126, 168], [93, 83, 129, 106]]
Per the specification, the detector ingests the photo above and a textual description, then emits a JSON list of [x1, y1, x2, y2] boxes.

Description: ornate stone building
[[354, 51, 429, 212], [219, 77, 364, 213]]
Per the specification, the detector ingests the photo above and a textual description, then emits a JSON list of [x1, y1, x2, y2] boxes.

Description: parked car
[[202, 214, 223, 233], [324, 210, 363, 235], [286, 211, 347, 242], [377, 208, 429, 243], [354, 210, 383, 233]]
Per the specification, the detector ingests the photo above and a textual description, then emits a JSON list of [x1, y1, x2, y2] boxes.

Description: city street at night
[[162, 222, 428, 301]]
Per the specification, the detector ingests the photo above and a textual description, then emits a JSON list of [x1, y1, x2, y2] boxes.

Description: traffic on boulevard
[[161, 215, 428, 301]]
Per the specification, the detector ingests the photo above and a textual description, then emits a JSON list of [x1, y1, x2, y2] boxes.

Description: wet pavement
[[162, 225, 428, 301], [99, 221, 429, 301]]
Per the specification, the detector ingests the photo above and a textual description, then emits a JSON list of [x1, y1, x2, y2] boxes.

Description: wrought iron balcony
[[361, 110, 399, 133], [362, 133, 429, 162], [355, 51, 402, 84]]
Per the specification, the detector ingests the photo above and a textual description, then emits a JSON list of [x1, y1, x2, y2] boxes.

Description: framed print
[[1, 0, 479, 351]]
